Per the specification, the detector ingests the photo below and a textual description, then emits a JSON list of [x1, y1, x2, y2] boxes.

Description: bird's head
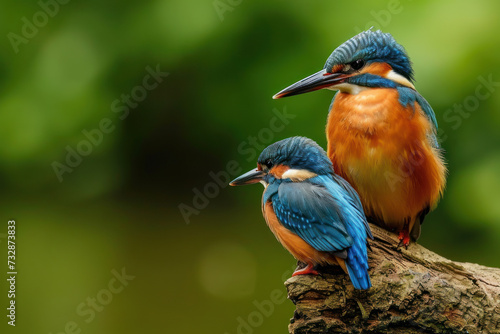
[[230, 137, 332, 187], [273, 29, 415, 98]]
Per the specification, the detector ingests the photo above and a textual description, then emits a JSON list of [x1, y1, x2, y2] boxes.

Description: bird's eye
[[264, 159, 273, 169], [350, 59, 365, 71]]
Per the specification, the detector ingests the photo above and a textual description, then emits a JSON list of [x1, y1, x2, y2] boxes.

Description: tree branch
[[285, 224, 500, 334]]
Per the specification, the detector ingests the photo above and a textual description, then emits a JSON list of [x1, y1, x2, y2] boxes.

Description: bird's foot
[[397, 230, 410, 249], [292, 263, 319, 276]]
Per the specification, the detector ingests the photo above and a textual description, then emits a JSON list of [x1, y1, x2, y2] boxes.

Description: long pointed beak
[[273, 69, 347, 99], [230, 168, 265, 186]]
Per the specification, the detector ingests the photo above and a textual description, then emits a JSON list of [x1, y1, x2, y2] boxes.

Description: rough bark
[[285, 224, 500, 334]]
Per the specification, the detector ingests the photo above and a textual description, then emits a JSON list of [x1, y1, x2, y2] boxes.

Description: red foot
[[398, 230, 410, 249], [292, 263, 319, 276]]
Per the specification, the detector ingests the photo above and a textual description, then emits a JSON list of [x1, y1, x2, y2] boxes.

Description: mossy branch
[[285, 224, 500, 334]]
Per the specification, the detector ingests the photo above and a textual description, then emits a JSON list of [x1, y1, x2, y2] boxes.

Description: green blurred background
[[1, 0, 500, 333]]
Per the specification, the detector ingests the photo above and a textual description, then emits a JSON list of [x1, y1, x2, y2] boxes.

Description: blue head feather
[[258, 137, 333, 175], [324, 29, 414, 83]]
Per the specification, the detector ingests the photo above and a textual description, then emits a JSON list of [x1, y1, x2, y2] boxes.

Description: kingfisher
[[273, 30, 447, 247], [230, 136, 372, 290]]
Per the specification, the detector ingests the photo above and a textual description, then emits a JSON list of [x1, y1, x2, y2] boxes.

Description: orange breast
[[326, 88, 446, 230], [262, 202, 337, 266]]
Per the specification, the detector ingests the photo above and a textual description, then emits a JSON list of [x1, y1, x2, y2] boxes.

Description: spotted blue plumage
[[259, 137, 373, 290]]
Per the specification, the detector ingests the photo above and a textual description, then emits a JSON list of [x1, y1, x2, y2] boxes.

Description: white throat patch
[[327, 83, 370, 95]]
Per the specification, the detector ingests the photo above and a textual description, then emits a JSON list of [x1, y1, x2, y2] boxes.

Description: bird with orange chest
[[230, 136, 373, 290], [273, 30, 447, 247]]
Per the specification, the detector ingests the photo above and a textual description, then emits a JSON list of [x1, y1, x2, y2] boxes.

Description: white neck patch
[[385, 70, 415, 89], [281, 169, 317, 181]]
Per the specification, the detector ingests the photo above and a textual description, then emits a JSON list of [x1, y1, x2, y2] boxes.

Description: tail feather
[[345, 241, 371, 290]]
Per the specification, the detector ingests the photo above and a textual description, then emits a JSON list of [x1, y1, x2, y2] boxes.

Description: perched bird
[[273, 30, 446, 247], [230, 136, 372, 290]]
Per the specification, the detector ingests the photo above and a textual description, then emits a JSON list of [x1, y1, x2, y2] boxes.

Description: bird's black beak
[[230, 168, 265, 186], [273, 69, 347, 99]]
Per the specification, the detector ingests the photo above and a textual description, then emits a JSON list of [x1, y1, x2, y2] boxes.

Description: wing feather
[[272, 178, 354, 252]]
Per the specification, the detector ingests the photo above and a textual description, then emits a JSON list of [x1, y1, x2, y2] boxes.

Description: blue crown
[[258, 137, 333, 175], [324, 29, 414, 82]]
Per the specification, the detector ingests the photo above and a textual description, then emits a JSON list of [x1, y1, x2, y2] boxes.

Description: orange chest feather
[[326, 88, 446, 223], [327, 88, 431, 160]]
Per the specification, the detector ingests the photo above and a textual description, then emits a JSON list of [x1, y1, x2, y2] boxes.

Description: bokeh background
[[1, 0, 500, 333]]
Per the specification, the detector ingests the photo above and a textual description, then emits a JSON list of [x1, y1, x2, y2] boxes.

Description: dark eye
[[264, 159, 273, 169], [350, 59, 365, 71]]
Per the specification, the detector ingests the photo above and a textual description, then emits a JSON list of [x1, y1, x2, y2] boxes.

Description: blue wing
[[415, 93, 438, 130], [416, 93, 440, 149], [397, 86, 439, 148], [272, 179, 353, 253], [271, 175, 369, 253], [270, 175, 371, 289], [332, 174, 373, 240], [272, 175, 371, 289], [322, 175, 372, 289]]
